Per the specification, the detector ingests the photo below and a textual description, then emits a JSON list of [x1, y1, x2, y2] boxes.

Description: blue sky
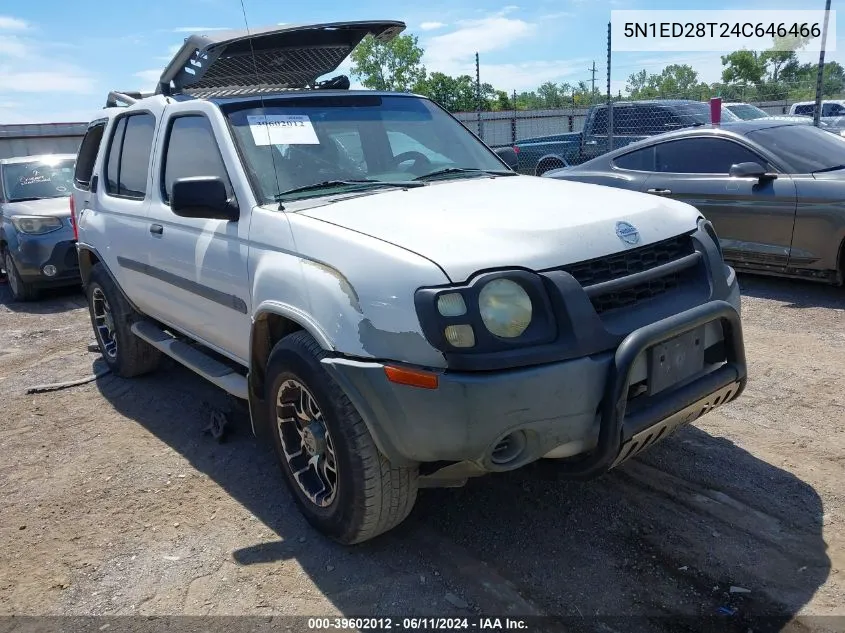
[[0, 0, 841, 123]]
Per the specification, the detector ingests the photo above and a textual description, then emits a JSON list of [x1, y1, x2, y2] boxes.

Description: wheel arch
[[535, 154, 569, 176], [77, 243, 103, 287], [247, 304, 336, 438]]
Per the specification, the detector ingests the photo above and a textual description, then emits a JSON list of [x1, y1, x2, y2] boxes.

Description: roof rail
[[156, 20, 404, 96], [105, 91, 152, 108]]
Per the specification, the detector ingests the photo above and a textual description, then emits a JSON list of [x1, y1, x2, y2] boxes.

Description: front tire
[[4, 251, 39, 301], [266, 331, 418, 544], [86, 263, 161, 377]]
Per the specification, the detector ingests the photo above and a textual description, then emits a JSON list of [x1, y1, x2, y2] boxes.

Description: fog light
[[444, 324, 475, 348], [42, 265, 57, 277]]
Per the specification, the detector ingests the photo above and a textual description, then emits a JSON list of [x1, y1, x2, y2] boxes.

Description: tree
[[350, 34, 426, 92], [415, 73, 476, 111], [720, 50, 766, 85]]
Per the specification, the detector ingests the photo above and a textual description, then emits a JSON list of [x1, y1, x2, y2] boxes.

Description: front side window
[[1, 157, 76, 202], [104, 113, 155, 199], [161, 115, 232, 202], [824, 103, 845, 116], [653, 138, 765, 174], [224, 95, 510, 203]]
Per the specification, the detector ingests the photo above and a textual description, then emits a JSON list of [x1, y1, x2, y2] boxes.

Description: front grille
[[561, 234, 694, 314], [590, 273, 683, 313]]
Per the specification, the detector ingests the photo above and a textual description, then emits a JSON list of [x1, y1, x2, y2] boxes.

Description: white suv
[[72, 21, 747, 544]]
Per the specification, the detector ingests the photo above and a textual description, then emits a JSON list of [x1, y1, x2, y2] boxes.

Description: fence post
[[606, 22, 613, 153], [511, 113, 517, 145], [813, 0, 832, 126], [475, 52, 483, 139]]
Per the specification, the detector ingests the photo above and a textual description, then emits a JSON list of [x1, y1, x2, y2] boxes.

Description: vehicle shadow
[[94, 361, 830, 631], [737, 272, 845, 310], [0, 282, 85, 314]]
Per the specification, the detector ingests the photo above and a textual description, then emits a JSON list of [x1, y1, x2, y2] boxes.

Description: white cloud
[[424, 15, 536, 74], [0, 34, 98, 96], [420, 22, 446, 31], [0, 70, 97, 94], [0, 16, 28, 30], [0, 37, 28, 58], [540, 12, 575, 20], [135, 69, 163, 88], [172, 26, 230, 33], [479, 58, 596, 92]]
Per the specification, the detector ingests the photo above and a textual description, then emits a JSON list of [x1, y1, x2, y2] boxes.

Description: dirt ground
[[0, 274, 843, 632]]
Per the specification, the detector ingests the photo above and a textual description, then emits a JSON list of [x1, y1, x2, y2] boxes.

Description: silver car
[[0, 154, 79, 301], [544, 121, 845, 285]]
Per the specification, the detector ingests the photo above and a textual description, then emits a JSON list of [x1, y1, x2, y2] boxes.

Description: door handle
[[150, 224, 163, 235], [647, 188, 672, 195], [585, 140, 598, 146]]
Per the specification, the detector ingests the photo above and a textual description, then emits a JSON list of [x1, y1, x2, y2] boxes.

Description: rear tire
[[4, 251, 39, 301], [86, 263, 161, 377], [266, 330, 418, 544]]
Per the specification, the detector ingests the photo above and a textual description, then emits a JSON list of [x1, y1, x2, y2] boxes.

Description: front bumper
[[7, 230, 80, 287], [322, 299, 746, 477]]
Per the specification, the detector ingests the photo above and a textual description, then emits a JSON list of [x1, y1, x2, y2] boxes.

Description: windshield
[[2, 158, 75, 202], [668, 102, 740, 125], [727, 104, 768, 120], [224, 94, 509, 203], [746, 124, 845, 173]]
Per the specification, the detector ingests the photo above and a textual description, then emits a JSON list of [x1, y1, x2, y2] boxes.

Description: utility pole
[[813, 0, 833, 126], [589, 60, 597, 101]]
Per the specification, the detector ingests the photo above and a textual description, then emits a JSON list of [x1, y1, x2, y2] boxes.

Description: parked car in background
[[724, 101, 845, 135], [71, 21, 746, 544], [512, 100, 740, 176], [0, 154, 79, 300], [544, 121, 845, 285], [724, 102, 809, 122], [789, 100, 845, 117]]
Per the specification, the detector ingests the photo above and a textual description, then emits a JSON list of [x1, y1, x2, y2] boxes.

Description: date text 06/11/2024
[[306, 618, 529, 631]]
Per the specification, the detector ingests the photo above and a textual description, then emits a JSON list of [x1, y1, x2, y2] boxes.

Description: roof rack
[[105, 91, 153, 108], [156, 20, 404, 96]]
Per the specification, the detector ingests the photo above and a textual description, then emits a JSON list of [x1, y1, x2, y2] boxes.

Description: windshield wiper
[[813, 164, 845, 173], [413, 167, 517, 181], [8, 196, 43, 203], [274, 179, 425, 205]]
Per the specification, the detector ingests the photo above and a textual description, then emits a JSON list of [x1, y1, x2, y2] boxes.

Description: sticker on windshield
[[247, 114, 320, 146]]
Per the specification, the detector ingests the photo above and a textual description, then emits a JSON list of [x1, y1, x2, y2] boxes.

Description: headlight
[[11, 216, 63, 235], [478, 279, 533, 338]]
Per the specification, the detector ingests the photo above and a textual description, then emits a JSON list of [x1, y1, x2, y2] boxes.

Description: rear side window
[[104, 113, 156, 199], [74, 122, 106, 189], [794, 104, 814, 116], [161, 115, 232, 203], [590, 107, 608, 135], [613, 146, 656, 171]]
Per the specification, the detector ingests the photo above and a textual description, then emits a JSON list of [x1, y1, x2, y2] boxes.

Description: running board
[[130, 321, 248, 400]]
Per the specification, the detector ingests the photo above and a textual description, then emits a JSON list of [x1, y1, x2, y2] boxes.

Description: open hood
[[157, 21, 405, 96]]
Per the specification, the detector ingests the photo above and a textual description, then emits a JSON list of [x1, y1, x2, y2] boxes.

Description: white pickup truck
[[71, 21, 747, 544]]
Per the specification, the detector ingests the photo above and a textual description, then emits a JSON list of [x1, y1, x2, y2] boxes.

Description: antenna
[[237, 0, 283, 201]]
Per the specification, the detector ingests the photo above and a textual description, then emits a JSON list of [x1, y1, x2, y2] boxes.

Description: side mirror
[[494, 147, 518, 171], [729, 162, 776, 181], [171, 177, 239, 221]]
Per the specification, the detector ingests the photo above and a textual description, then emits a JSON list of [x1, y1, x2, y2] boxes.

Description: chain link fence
[[450, 79, 844, 175]]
